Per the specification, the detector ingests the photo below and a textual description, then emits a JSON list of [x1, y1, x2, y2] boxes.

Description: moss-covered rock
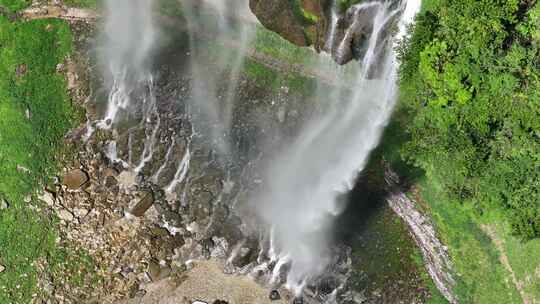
[[249, 0, 328, 50]]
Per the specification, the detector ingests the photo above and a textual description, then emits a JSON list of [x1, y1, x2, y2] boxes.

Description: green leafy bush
[[399, 0, 540, 239]]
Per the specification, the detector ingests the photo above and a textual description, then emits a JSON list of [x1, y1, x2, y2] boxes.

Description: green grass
[[0, 16, 93, 303], [63, 0, 98, 9], [416, 175, 523, 303], [253, 26, 318, 67], [381, 110, 527, 303], [244, 59, 316, 95], [0, 0, 30, 12]]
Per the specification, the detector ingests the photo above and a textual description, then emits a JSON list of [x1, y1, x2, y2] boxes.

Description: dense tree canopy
[[399, 0, 540, 239]]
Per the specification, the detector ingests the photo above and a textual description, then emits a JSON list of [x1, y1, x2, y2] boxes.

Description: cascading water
[[93, 0, 423, 301], [96, 0, 159, 171], [252, 0, 422, 296]]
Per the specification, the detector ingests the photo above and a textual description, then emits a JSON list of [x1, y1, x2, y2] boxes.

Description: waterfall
[[96, 0, 159, 170], [252, 0, 422, 294], [94, 0, 423, 300], [180, 0, 255, 157]]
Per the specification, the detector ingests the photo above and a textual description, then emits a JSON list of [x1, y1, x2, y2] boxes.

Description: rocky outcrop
[[249, 0, 328, 49], [384, 166, 458, 304], [22, 5, 98, 22], [62, 168, 89, 190], [249, 0, 403, 66]]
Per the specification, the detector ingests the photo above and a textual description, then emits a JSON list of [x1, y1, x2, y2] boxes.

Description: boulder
[[293, 297, 304, 304], [57, 209, 74, 222], [269, 289, 281, 300], [249, 0, 329, 51], [63, 169, 89, 190], [38, 191, 56, 207], [129, 191, 154, 217]]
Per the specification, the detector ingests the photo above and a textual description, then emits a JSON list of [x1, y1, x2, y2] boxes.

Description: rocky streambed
[[33, 5, 456, 304]]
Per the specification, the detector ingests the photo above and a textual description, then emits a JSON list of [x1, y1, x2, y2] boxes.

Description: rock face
[[249, 0, 327, 49], [384, 165, 458, 304], [249, 0, 403, 66]]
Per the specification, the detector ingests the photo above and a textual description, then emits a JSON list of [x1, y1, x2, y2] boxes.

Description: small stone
[[38, 191, 55, 207], [15, 64, 27, 77], [129, 191, 154, 217], [269, 290, 281, 301], [292, 297, 304, 304], [0, 199, 9, 210], [63, 169, 89, 190], [24, 194, 32, 203], [105, 175, 117, 188], [16, 165, 31, 174], [0, 264, 5, 273], [117, 171, 137, 189], [57, 209, 74, 222]]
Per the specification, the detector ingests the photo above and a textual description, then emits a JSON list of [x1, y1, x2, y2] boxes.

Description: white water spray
[[98, 0, 164, 175], [254, 0, 422, 292], [180, 0, 255, 156]]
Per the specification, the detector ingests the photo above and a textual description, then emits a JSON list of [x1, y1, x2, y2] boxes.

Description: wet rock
[[269, 289, 281, 300], [210, 237, 229, 259], [212, 300, 228, 304], [130, 191, 154, 217], [63, 169, 89, 190], [292, 297, 304, 304]]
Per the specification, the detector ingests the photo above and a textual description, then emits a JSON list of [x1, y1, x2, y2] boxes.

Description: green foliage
[[289, 0, 319, 25], [400, 0, 540, 240], [0, 0, 30, 12], [337, 0, 363, 12], [0, 16, 90, 303]]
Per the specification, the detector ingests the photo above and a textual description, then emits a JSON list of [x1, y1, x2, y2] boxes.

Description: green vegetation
[[400, 0, 540, 241], [392, 0, 540, 302], [289, 0, 319, 25], [0, 16, 93, 303], [63, 0, 98, 9], [338, 0, 363, 12], [0, 0, 30, 12], [253, 26, 318, 67]]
